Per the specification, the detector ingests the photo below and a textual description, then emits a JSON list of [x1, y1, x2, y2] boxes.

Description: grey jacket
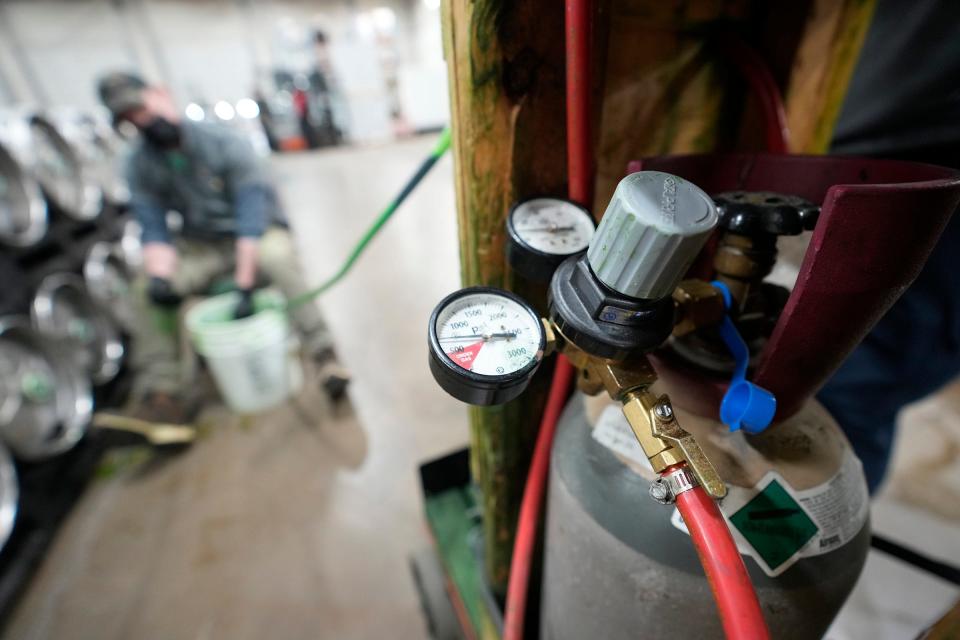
[[125, 121, 284, 243]]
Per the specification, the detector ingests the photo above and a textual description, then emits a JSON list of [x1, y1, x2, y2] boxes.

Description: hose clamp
[[648, 467, 699, 504]]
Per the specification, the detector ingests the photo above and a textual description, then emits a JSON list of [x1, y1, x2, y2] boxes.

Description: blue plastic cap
[[711, 280, 733, 310], [720, 380, 777, 434], [709, 280, 778, 433]]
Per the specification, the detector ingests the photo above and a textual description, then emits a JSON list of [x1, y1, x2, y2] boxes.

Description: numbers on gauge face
[[434, 292, 542, 376], [511, 198, 595, 255]]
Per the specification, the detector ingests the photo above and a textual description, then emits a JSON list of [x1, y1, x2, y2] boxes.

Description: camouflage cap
[[97, 71, 147, 120]]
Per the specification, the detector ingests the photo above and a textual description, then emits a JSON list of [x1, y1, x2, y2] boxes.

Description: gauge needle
[[518, 225, 576, 233], [440, 332, 517, 342]]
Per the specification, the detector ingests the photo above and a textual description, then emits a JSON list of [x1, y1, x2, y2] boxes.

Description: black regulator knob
[[712, 191, 820, 237]]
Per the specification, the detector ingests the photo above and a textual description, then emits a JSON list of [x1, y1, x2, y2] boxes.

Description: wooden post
[[442, 0, 568, 594], [591, 1, 752, 211], [783, 0, 878, 152]]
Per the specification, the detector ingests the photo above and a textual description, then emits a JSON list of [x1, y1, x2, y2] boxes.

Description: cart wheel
[[409, 547, 464, 640]]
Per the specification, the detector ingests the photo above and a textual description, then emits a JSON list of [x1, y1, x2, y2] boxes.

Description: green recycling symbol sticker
[[728, 478, 819, 573]]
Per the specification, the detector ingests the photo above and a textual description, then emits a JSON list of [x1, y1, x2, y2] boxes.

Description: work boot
[[312, 347, 351, 402], [132, 391, 202, 426]]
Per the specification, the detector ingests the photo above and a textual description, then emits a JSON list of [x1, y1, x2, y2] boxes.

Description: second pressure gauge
[[507, 197, 595, 281], [429, 287, 546, 406]]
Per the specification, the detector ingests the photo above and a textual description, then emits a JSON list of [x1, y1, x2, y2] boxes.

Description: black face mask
[[140, 117, 181, 149]]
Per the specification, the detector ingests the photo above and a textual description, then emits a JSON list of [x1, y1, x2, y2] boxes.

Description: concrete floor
[[4, 135, 467, 640], [4, 134, 960, 639], [828, 386, 960, 640]]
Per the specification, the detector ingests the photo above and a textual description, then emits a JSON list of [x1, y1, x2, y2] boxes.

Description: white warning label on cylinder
[[591, 404, 655, 477], [591, 403, 870, 576], [793, 450, 870, 554], [671, 449, 869, 577]]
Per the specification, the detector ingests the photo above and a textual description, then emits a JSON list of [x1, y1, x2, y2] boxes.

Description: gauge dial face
[[510, 198, 595, 255], [434, 291, 543, 378]]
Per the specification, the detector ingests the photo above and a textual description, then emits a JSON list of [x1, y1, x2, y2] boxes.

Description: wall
[[0, 0, 447, 142]]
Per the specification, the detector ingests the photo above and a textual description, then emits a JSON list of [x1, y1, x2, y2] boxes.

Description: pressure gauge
[[429, 287, 546, 406], [507, 197, 595, 281]]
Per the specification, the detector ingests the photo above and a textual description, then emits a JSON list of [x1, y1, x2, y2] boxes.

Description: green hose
[[285, 127, 452, 311]]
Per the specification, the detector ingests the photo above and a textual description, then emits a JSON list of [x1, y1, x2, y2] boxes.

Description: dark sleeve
[[220, 131, 270, 239], [125, 152, 171, 245]]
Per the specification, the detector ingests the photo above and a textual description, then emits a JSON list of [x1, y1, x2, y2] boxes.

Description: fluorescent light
[[371, 7, 396, 32], [355, 13, 374, 39], [184, 102, 205, 122], [236, 98, 260, 119], [214, 100, 235, 121]]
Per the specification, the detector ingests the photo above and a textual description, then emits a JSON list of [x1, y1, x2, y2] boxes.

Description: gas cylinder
[[537, 155, 960, 639], [541, 390, 869, 639]]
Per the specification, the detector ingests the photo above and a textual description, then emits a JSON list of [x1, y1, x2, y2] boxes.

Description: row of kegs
[[0, 107, 130, 247], [0, 109, 143, 551], [0, 234, 143, 550]]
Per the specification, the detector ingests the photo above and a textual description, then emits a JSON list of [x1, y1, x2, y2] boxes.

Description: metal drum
[[0, 141, 48, 248], [83, 240, 137, 331], [88, 116, 130, 206], [0, 441, 16, 551], [31, 273, 124, 385], [27, 114, 104, 220], [541, 391, 870, 640], [0, 318, 92, 460], [50, 110, 129, 206], [119, 218, 143, 269]]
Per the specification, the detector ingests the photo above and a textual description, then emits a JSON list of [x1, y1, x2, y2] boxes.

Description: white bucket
[[185, 289, 303, 413]]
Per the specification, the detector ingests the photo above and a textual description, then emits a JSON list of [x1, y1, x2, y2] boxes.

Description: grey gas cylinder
[[540, 393, 870, 640]]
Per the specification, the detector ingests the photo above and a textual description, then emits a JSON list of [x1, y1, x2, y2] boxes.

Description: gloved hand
[[234, 288, 256, 319], [147, 277, 182, 307]]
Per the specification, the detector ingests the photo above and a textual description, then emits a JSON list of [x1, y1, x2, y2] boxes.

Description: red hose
[[506, 3, 769, 640], [717, 35, 790, 154], [503, 356, 575, 640], [675, 480, 771, 640], [502, 2, 592, 637]]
